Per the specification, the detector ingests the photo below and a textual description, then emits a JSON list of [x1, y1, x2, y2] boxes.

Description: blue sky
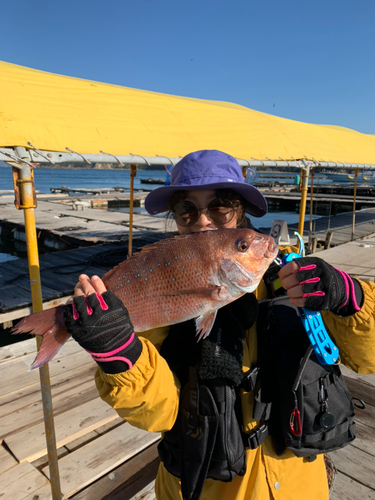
[[2, 0, 374, 134]]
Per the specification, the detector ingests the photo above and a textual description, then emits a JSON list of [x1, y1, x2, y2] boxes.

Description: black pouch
[[284, 345, 356, 457], [257, 296, 356, 458]]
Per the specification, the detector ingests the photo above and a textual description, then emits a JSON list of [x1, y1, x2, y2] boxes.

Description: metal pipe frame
[[297, 164, 310, 250], [11, 147, 62, 500], [352, 168, 359, 241], [1, 147, 375, 170]]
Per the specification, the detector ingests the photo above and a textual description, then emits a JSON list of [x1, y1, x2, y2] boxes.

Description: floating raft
[[287, 207, 375, 248], [0, 239, 171, 325], [0, 193, 168, 246]]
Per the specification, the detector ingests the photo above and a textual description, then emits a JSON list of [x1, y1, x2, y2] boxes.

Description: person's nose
[[195, 208, 212, 228]]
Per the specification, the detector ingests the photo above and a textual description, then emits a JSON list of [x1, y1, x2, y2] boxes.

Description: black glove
[[63, 291, 142, 374], [294, 257, 363, 315]]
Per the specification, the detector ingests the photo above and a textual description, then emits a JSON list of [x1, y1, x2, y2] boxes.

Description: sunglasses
[[172, 198, 237, 227]]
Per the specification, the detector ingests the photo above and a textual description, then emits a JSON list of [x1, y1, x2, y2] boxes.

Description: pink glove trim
[[295, 264, 317, 273], [335, 269, 361, 311], [96, 293, 109, 310], [91, 355, 133, 370], [84, 296, 93, 315], [335, 269, 350, 308], [72, 303, 80, 320], [302, 291, 325, 298], [299, 277, 320, 285], [85, 332, 135, 357]]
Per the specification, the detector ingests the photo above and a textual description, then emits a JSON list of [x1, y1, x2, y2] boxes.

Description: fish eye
[[237, 240, 249, 252]]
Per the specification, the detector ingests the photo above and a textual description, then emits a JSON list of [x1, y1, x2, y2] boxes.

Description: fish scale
[[102, 230, 277, 333], [12, 229, 278, 369], [104, 233, 221, 331]]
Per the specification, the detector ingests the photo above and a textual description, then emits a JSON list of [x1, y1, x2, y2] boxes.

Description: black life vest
[[158, 294, 356, 500]]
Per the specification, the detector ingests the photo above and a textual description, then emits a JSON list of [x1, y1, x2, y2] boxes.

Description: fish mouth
[[264, 239, 279, 259]]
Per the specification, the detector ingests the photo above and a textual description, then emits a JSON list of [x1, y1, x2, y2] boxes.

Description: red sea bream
[[13, 229, 278, 370]]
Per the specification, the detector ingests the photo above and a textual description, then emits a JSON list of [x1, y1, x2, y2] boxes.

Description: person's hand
[[278, 257, 362, 314], [63, 275, 142, 374], [73, 274, 107, 298]]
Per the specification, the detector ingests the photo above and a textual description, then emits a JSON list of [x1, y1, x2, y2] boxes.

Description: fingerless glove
[[294, 257, 363, 315], [63, 291, 142, 374]]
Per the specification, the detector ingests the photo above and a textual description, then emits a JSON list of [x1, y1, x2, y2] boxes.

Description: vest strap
[[302, 418, 355, 444], [244, 424, 269, 450], [241, 365, 260, 392], [253, 390, 272, 421]]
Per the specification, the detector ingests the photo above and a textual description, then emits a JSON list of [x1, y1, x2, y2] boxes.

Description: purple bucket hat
[[145, 150, 267, 217]]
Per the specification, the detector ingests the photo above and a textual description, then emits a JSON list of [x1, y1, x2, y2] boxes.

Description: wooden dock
[[329, 366, 375, 500], [1, 188, 375, 251], [0, 193, 167, 247], [0, 332, 374, 498], [286, 207, 375, 248], [0, 338, 160, 500], [0, 240, 172, 327]]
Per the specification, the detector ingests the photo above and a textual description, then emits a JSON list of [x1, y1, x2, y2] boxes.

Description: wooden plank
[[0, 378, 99, 439], [341, 365, 375, 389], [0, 461, 50, 500], [0, 295, 72, 325], [64, 431, 99, 452], [94, 417, 124, 435], [0, 338, 38, 361], [0, 444, 18, 473], [0, 338, 83, 379], [0, 349, 93, 398], [0, 346, 13, 363], [5, 397, 118, 463], [30, 445, 69, 470], [20, 482, 61, 500], [0, 362, 96, 410], [350, 421, 375, 456], [127, 481, 156, 500], [354, 403, 375, 431], [101, 459, 159, 500], [58, 443, 159, 500], [345, 377, 375, 407], [329, 469, 375, 500], [42, 423, 160, 497], [330, 445, 375, 490]]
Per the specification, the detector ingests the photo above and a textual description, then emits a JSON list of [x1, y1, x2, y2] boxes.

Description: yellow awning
[[0, 60, 374, 164]]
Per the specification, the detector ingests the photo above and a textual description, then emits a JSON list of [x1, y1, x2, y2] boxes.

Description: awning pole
[[352, 168, 359, 240], [128, 164, 137, 258], [308, 167, 315, 252], [297, 165, 310, 252], [12, 148, 62, 500]]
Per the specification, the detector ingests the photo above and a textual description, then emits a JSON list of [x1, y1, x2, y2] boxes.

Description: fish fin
[[29, 328, 71, 371], [12, 306, 71, 370], [195, 311, 217, 341], [158, 286, 222, 300]]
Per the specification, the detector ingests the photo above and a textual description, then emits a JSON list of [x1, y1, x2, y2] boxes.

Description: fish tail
[[12, 306, 71, 370]]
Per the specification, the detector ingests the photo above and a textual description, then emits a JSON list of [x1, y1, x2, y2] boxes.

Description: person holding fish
[[15, 150, 375, 500]]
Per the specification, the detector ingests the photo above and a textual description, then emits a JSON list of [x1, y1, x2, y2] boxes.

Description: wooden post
[[352, 168, 358, 241], [324, 231, 333, 249], [311, 237, 318, 254]]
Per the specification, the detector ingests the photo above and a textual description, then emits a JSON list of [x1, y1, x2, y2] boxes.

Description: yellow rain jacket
[[95, 276, 375, 500]]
